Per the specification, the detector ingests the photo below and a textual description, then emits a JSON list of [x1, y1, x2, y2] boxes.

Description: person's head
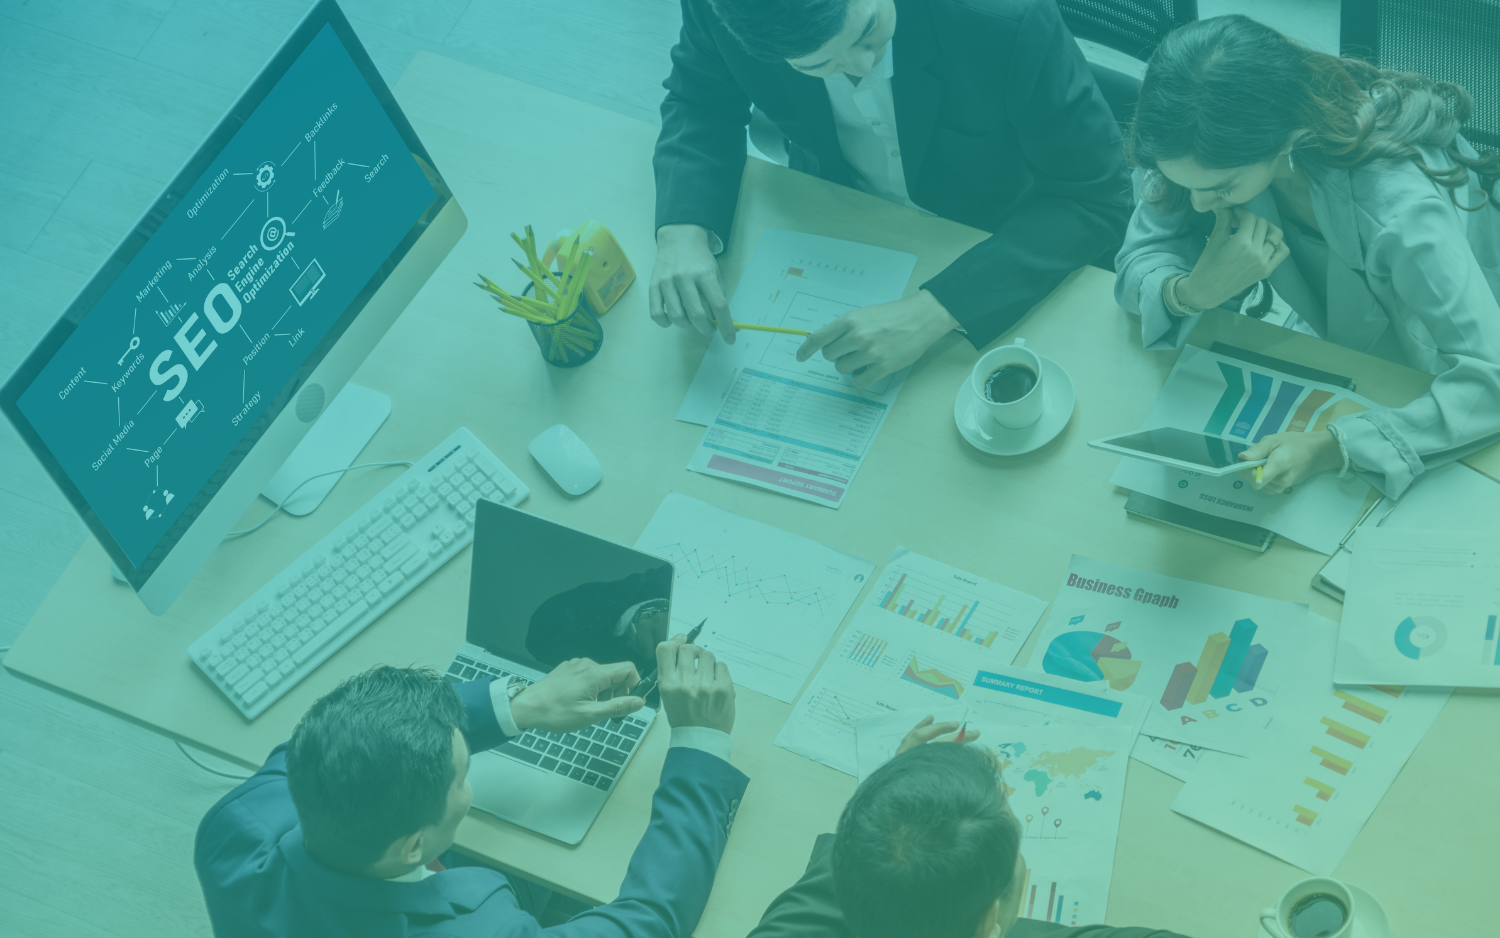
[[710, 0, 897, 79], [832, 744, 1025, 938], [286, 666, 471, 877], [1128, 14, 1499, 215]]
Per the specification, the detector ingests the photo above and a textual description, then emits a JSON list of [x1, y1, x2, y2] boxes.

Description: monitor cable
[[175, 741, 252, 781], [226, 460, 414, 538]]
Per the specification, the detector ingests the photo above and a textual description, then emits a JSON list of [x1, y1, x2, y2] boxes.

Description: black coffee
[[1288, 893, 1347, 938], [984, 363, 1038, 403]]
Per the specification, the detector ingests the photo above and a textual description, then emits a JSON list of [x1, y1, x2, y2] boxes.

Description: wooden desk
[[6, 52, 1497, 938]]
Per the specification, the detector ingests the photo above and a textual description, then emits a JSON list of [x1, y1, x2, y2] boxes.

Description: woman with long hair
[[1115, 15, 1500, 498]]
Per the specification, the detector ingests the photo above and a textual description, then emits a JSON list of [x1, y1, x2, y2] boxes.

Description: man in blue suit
[[195, 635, 745, 937]]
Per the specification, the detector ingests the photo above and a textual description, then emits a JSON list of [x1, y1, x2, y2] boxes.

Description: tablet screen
[[1107, 428, 1251, 469]]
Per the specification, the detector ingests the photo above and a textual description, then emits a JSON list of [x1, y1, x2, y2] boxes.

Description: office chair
[[1057, 0, 1199, 124], [1340, 0, 1500, 153]]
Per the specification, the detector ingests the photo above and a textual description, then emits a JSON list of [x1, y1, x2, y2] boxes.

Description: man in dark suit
[[195, 636, 744, 938], [747, 717, 1194, 938], [651, 0, 1131, 387]]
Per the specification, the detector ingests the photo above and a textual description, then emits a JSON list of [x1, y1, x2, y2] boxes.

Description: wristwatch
[[504, 675, 529, 703]]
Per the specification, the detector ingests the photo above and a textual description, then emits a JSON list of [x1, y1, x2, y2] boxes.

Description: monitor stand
[[109, 383, 391, 585], [261, 382, 391, 515]]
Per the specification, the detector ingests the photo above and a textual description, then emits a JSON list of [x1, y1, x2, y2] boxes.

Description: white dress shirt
[[823, 42, 925, 211]]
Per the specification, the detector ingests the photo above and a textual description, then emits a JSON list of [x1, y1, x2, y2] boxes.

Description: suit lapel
[[891, 0, 944, 185], [777, 65, 853, 186], [1306, 165, 1390, 354]]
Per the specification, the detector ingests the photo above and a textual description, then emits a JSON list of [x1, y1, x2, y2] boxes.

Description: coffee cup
[[971, 338, 1044, 430], [1260, 878, 1360, 938]]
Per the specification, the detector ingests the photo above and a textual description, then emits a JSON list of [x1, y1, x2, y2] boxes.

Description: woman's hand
[[796, 290, 960, 389], [894, 714, 980, 757], [1239, 431, 1344, 493], [1179, 207, 1291, 310]]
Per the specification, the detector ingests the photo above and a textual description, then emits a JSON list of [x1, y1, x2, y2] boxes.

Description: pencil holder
[[521, 280, 603, 367]]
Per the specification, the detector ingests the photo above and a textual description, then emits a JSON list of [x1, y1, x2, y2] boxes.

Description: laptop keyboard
[[445, 654, 647, 791]]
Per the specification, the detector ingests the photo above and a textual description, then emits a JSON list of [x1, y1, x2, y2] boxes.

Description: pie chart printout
[[1393, 616, 1447, 660]]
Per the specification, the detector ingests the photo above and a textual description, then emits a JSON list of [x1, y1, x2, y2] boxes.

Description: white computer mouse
[[527, 424, 601, 495]]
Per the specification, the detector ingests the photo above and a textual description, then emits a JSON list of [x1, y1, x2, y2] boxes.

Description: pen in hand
[[631, 617, 707, 700]]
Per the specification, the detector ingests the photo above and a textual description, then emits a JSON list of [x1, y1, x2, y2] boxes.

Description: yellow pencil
[[731, 322, 808, 336]]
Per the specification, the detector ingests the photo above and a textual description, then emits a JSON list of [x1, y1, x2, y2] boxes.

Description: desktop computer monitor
[[0, 0, 466, 614]]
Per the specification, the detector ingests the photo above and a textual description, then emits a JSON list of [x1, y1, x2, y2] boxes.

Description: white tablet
[[1088, 427, 1268, 477]]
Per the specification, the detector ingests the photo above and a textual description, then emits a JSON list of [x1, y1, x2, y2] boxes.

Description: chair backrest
[[1341, 0, 1500, 153], [1056, 0, 1199, 62]]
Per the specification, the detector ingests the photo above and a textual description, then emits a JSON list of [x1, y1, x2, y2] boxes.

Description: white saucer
[[1255, 885, 1390, 938], [954, 355, 1075, 455]]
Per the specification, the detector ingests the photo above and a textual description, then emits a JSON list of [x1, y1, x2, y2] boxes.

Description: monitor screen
[[9, 21, 436, 567], [467, 501, 676, 678], [1108, 428, 1250, 469]]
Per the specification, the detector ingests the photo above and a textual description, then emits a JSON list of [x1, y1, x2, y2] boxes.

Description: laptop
[[446, 499, 670, 844]]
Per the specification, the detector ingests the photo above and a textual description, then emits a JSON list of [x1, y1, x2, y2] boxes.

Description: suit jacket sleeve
[[555, 747, 750, 938], [1335, 195, 1500, 497], [920, 0, 1131, 348], [1113, 170, 1217, 350], [653, 0, 753, 244]]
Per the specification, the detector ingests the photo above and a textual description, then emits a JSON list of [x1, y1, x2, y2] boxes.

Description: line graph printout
[[775, 549, 1050, 774], [1109, 346, 1375, 554], [687, 281, 908, 508], [1173, 615, 1450, 874], [676, 228, 917, 425], [635, 492, 873, 702], [856, 713, 1131, 925]]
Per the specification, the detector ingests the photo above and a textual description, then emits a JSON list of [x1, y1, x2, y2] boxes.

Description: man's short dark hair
[[286, 666, 466, 873], [831, 744, 1021, 938], [709, 0, 853, 61]]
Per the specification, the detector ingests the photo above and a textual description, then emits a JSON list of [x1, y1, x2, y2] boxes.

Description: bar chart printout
[[1172, 615, 1452, 875], [775, 549, 1049, 775]]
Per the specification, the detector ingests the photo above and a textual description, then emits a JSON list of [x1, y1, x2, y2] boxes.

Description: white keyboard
[[189, 427, 529, 718]]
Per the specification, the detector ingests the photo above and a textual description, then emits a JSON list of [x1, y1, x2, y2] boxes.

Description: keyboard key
[[233, 669, 264, 696], [500, 743, 541, 765], [588, 758, 619, 777], [589, 743, 604, 756], [225, 664, 250, 686], [547, 744, 563, 756], [240, 681, 269, 704], [620, 738, 636, 752], [540, 757, 558, 771], [606, 732, 624, 748], [583, 772, 600, 786], [569, 766, 587, 781], [400, 553, 427, 577], [601, 749, 626, 765], [593, 777, 611, 791], [461, 667, 476, 679], [554, 763, 572, 776], [378, 573, 403, 594], [622, 724, 643, 739], [292, 601, 368, 664], [577, 727, 595, 740]]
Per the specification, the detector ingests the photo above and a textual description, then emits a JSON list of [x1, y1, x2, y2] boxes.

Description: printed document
[[635, 492, 873, 702], [677, 228, 917, 425], [1337, 529, 1500, 687], [774, 549, 1049, 774], [687, 280, 906, 508], [1173, 614, 1450, 875], [1027, 556, 1304, 756], [1111, 346, 1375, 554]]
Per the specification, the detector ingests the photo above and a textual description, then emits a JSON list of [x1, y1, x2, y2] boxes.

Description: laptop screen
[[466, 500, 674, 677]]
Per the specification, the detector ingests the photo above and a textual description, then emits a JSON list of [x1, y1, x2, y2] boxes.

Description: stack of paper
[[1173, 615, 1450, 874], [774, 549, 1051, 774], [634, 493, 873, 702], [1111, 346, 1375, 554]]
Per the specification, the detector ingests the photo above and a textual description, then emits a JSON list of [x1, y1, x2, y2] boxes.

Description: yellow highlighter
[[732, 322, 808, 336], [1255, 465, 1264, 485]]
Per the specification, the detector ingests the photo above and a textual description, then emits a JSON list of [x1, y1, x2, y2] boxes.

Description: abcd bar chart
[[1159, 618, 1269, 711]]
